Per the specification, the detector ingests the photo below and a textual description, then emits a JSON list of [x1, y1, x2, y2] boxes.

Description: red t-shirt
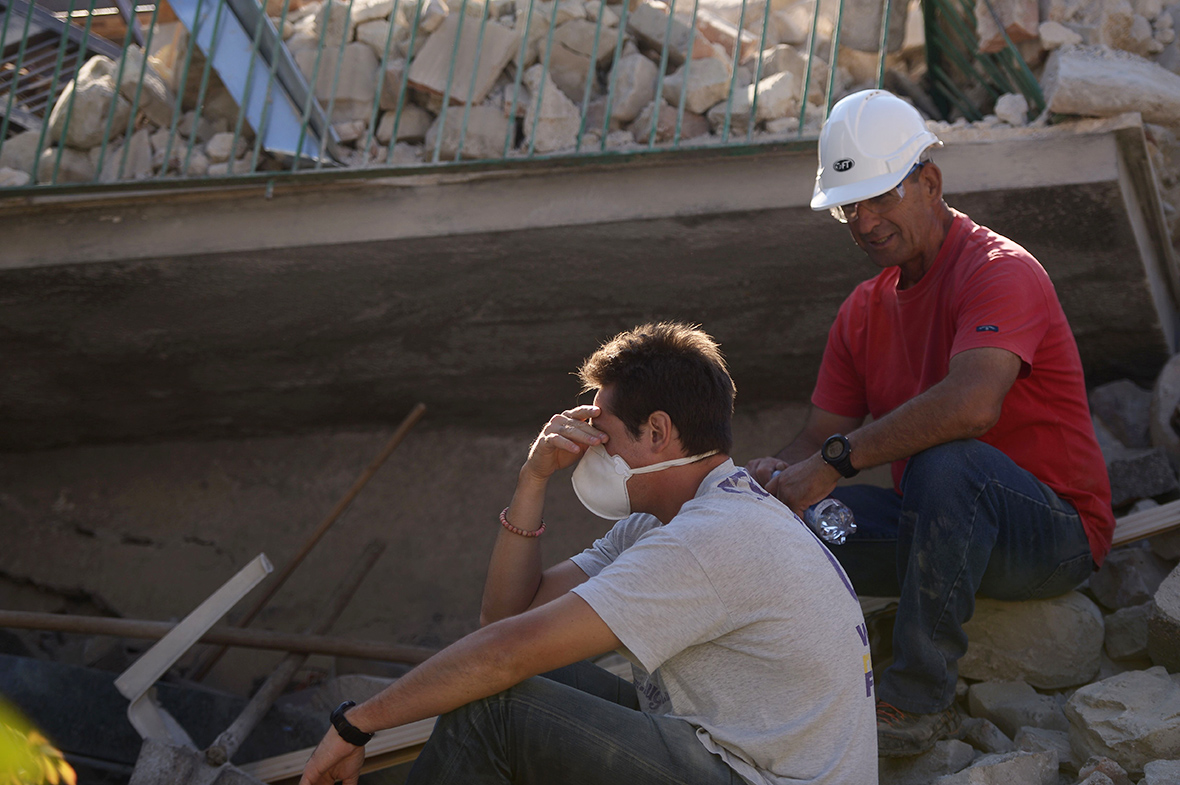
[[812, 211, 1115, 566]]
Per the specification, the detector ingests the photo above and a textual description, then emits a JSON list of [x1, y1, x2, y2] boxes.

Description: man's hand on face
[[298, 728, 366, 785], [522, 405, 608, 483]]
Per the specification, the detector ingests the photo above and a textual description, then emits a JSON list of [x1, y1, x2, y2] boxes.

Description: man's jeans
[[406, 661, 739, 785], [829, 439, 1094, 714]]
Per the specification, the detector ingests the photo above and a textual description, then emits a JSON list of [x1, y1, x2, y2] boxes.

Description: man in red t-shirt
[[747, 90, 1114, 757]]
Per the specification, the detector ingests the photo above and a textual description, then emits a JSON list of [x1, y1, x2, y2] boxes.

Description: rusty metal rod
[[205, 540, 387, 766], [191, 402, 427, 680], [0, 609, 437, 664]]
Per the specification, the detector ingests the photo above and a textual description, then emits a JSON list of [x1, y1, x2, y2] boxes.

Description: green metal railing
[[0, 0, 907, 190]]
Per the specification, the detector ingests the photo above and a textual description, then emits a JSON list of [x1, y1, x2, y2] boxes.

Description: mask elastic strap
[[628, 450, 720, 476]]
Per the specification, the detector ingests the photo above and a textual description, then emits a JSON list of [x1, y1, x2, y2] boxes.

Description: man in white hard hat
[[747, 89, 1115, 758]]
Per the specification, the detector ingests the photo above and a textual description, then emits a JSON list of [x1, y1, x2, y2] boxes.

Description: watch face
[[824, 439, 844, 461]]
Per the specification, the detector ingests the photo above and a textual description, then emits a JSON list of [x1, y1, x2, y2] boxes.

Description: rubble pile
[[874, 356, 1180, 784], [1, 0, 1180, 190]]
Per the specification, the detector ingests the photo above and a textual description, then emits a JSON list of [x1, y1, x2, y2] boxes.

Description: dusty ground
[[0, 399, 891, 695]]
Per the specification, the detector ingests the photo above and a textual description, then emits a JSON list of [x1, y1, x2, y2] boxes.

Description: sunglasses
[[830, 162, 926, 224]]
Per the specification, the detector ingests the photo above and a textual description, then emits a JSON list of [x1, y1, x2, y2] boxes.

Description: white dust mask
[[571, 444, 719, 520]]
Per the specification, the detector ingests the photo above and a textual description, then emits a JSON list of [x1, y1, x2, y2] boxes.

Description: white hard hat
[[811, 90, 942, 212]]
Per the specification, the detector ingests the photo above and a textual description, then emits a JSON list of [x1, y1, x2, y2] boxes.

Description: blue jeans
[[829, 440, 1094, 714], [406, 661, 740, 785]]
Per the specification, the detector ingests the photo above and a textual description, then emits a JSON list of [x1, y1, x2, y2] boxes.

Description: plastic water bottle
[[767, 470, 857, 545], [804, 498, 857, 545]]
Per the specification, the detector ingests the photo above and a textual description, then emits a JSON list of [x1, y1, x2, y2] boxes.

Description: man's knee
[[900, 439, 1006, 495]]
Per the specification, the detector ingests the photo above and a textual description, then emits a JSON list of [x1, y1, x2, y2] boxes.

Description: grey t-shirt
[[570, 460, 877, 785]]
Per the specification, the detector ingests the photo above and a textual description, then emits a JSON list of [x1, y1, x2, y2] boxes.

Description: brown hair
[[578, 322, 735, 455]]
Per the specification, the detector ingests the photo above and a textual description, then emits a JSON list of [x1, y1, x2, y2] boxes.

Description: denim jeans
[[406, 661, 740, 785], [829, 439, 1094, 714]]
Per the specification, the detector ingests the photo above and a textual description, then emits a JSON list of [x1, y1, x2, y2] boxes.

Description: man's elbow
[[959, 399, 1003, 438]]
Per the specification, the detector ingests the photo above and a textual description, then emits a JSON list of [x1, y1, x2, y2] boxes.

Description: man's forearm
[[479, 471, 548, 626], [775, 433, 825, 465]]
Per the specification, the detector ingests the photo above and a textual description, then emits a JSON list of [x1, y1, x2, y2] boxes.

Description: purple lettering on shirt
[[865, 669, 874, 698], [717, 470, 770, 498], [855, 623, 869, 647]]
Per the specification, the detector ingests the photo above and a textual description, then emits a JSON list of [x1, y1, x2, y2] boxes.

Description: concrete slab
[[0, 115, 1174, 450]]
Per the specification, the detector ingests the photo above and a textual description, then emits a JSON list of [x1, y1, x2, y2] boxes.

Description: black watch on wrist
[[821, 433, 859, 478], [330, 701, 374, 746]]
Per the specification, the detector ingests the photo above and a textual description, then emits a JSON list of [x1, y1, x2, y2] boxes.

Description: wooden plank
[[237, 717, 436, 782], [1112, 498, 1180, 546]]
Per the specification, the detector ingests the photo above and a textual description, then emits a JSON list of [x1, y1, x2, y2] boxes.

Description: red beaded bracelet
[[500, 507, 545, 538]]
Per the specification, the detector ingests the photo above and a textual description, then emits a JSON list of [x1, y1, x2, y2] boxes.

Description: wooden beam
[[1112, 498, 1180, 546], [237, 718, 435, 783], [0, 609, 437, 664]]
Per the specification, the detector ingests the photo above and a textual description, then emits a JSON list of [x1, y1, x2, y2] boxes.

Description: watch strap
[[330, 700, 374, 746]]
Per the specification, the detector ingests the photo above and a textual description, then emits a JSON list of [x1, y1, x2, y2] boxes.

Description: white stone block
[[1041, 45, 1180, 125]]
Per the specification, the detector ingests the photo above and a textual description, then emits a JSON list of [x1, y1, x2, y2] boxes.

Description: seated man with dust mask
[[301, 322, 877, 785]]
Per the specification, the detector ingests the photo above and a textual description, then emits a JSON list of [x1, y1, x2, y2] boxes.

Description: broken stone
[[376, 104, 434, 142], [178, 110, 215, 143], [1078, 756, 1135, 785], [1092, 379, 1153, 449], [1042, 45, 1180, 125], [204, 132, 249, 164], [879, 739, 977, 784], [317, 0, 394, 48], [838, 0, 909, 52], [206, 157, 254, 176], [1014, 726, 1077, 771], [932, 749, 1058, 784], [1150, 352, 1180, 469], [0, 130, 42, 175], [1090, 545, 1174, 609], [522, 63, 582, 151], [968, 680, 1070, 738], [37, 147, 95, 184], [752, 44, 828, 105], [333, 119, 369, 143], [976, 0, 1040, 52], [407, 15, 520, 106], [296, 42, 380, 122], [749, 70, 797, 121], [356, 19, 397, 60], [1039, 19, 1084, 47], [1150, 527, 1180, 560], [1104, 602, 1151, 660], [994, 92, 1028, 125], [663, 56, 732, 114], [1142, 759, 1180, 784], [424, 103, 509, 158], [379, 58, 409, 110], [122, 127, 154, 179], [584, 0, 618, 24], [1101, 0, 1157, 55], [1095, 415, 1179, 507], [959, 592, 1104, 689], [706, 92, 750, 137], [387, 140, 422, 162], [961, 717, 1016, 755], [609, 53, 658, 123], [1147, 563, 1180, 670], [629, 99, 709, 142], [626, 1, 712, 66], [47, 57, 132, 150], [181, 149, 210, 177], [116, 46, 176, 129], [694, 8, 759, 60], [419, 0, 449, 32], [0, 167, 30, 187], [1065, 666, 1180, 777], [546, 18, 618, 101]]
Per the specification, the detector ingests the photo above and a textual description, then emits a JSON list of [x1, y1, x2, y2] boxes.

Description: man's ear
[[921, 162, 943, 202], [645, 411, 680, 455]]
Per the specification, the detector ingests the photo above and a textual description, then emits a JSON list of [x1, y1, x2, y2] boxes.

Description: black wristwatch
[[330, 701, 374, 746], [821, 434, 859, 478]]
